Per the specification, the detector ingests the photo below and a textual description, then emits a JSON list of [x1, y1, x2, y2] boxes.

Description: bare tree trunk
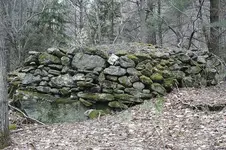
[[111, 0, 114, 41], [158, 0, 163, 46], [0, 1, 10, 146], [138, 0, 147, 43], [0, 40, 9, 149], [79, 0, 84, 32], [95, 0, 101, 44], [146, 0, 156, 45], [209, 0, 220, 56]]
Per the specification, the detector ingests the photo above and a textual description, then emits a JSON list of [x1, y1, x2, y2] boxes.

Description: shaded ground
[[4, 82, 226, 150]]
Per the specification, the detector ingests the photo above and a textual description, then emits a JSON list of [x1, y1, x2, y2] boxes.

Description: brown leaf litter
[[4, 82, 226, 150]]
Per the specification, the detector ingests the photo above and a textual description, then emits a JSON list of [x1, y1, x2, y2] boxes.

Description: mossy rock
[[59, 87, 71, 96], [108, 101, 128, 109], [162, 70, 173, 78], [172, 71, 186, 81], [38, 52, 61, 65], [141, 68, 153, 77], [160, 59, 171, 66], [134, 54, 152, 61], [150, 73, 164, 83], [77, 81, 96, 89], [151, 83, 166, 95], [156, 64, 165, 70], [9, 124, 17, 130], [77, 92, 115, 102], [140, 75, 153, 86], [182, 76, 193, 87], [87, 109, 106, 119], [115, 51, 128, 56], [118, 76, 132, 87], [79, 98, 93, 107], [84, 47, 108, 59], [114, 93, 143, 103], [163, 78, 177, 92], [127, 54, 139, 64]]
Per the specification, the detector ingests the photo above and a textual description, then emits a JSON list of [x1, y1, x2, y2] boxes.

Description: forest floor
[[4, 82, 226, 150]]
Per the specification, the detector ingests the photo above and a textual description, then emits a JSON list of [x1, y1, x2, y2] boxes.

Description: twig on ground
[[8, 103, 45, 125]]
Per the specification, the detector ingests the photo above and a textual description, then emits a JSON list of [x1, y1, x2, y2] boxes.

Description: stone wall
[[8, 44, 225, 120]]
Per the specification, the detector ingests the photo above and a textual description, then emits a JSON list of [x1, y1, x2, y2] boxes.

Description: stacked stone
[[8, 46, 224, 113]]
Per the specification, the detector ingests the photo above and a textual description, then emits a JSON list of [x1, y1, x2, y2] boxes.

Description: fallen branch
[[8, 103, 45, 125]]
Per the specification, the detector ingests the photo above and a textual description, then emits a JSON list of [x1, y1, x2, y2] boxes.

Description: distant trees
[[0, 0, 226, 71]]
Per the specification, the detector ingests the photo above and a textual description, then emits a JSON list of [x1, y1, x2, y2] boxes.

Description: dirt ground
[[4, 82, 226, 150]]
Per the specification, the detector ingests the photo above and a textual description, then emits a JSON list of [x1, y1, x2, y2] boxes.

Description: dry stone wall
[[8, 44, 225, 119]]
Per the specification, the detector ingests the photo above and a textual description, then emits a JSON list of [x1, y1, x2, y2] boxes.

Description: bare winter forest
[[1, 0, 226, 149]]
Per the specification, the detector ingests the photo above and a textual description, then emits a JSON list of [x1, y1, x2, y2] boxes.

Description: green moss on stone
[[77, 92, 115, 101], [88, 109, 105, 119], [150, 73, 164, 82], [9, 124, 17, 130], [127, 54, 139, 63], [140, 75, 153, 86], [108, 101, 128, 109], [79, 98, 93, 107]]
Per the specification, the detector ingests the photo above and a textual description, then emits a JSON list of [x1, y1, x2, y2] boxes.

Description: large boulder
[[72, 53, 106, 70]]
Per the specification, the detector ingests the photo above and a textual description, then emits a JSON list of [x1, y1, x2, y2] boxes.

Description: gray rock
[[153, 51, 170, 59], [39, 81, 48, 86], [36, 86, 51, 93], [119, 56, 135, 68], [182, 76, 193, 87], [179, 54, 190, 63], [77, 81, 96, 89], [50, 74, 75, 88], [49, 88, 59, 94], [72, 53, 106, 70], [128, 75, 140, 83], [21, 66, 36, 73], [47, 47, 65, 57], [34, 69, 42, 76], [106, 75, 118, 81], [133, 82, 145, 90], [61, 66, 70, 74], [22, 74, 41, 85], [104, 66, 126, 76], [48, 64, 63, 70], [61, 56, 70, 66], [108, 54, 119, 65], [151, 83, 166, 95], [143, 89, 150, 94], [77, 92, 114, 102], [118, 76, 132, 87], [24, 55, 38, 65], [48, 69, 61, 76], [93, 67, 103, 73], [197, 56, 206, 64], [73, 73, 85, 81], [127, 68, 141, 76]]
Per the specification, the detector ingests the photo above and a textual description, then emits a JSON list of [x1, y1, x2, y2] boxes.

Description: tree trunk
[[0, 1, 10, 148], [139, 0, 147, 43], [157, 0, 163, 46], [146, 0, 156, 45], [209, 0, 220, 57], [0, 44, 9, 149]]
